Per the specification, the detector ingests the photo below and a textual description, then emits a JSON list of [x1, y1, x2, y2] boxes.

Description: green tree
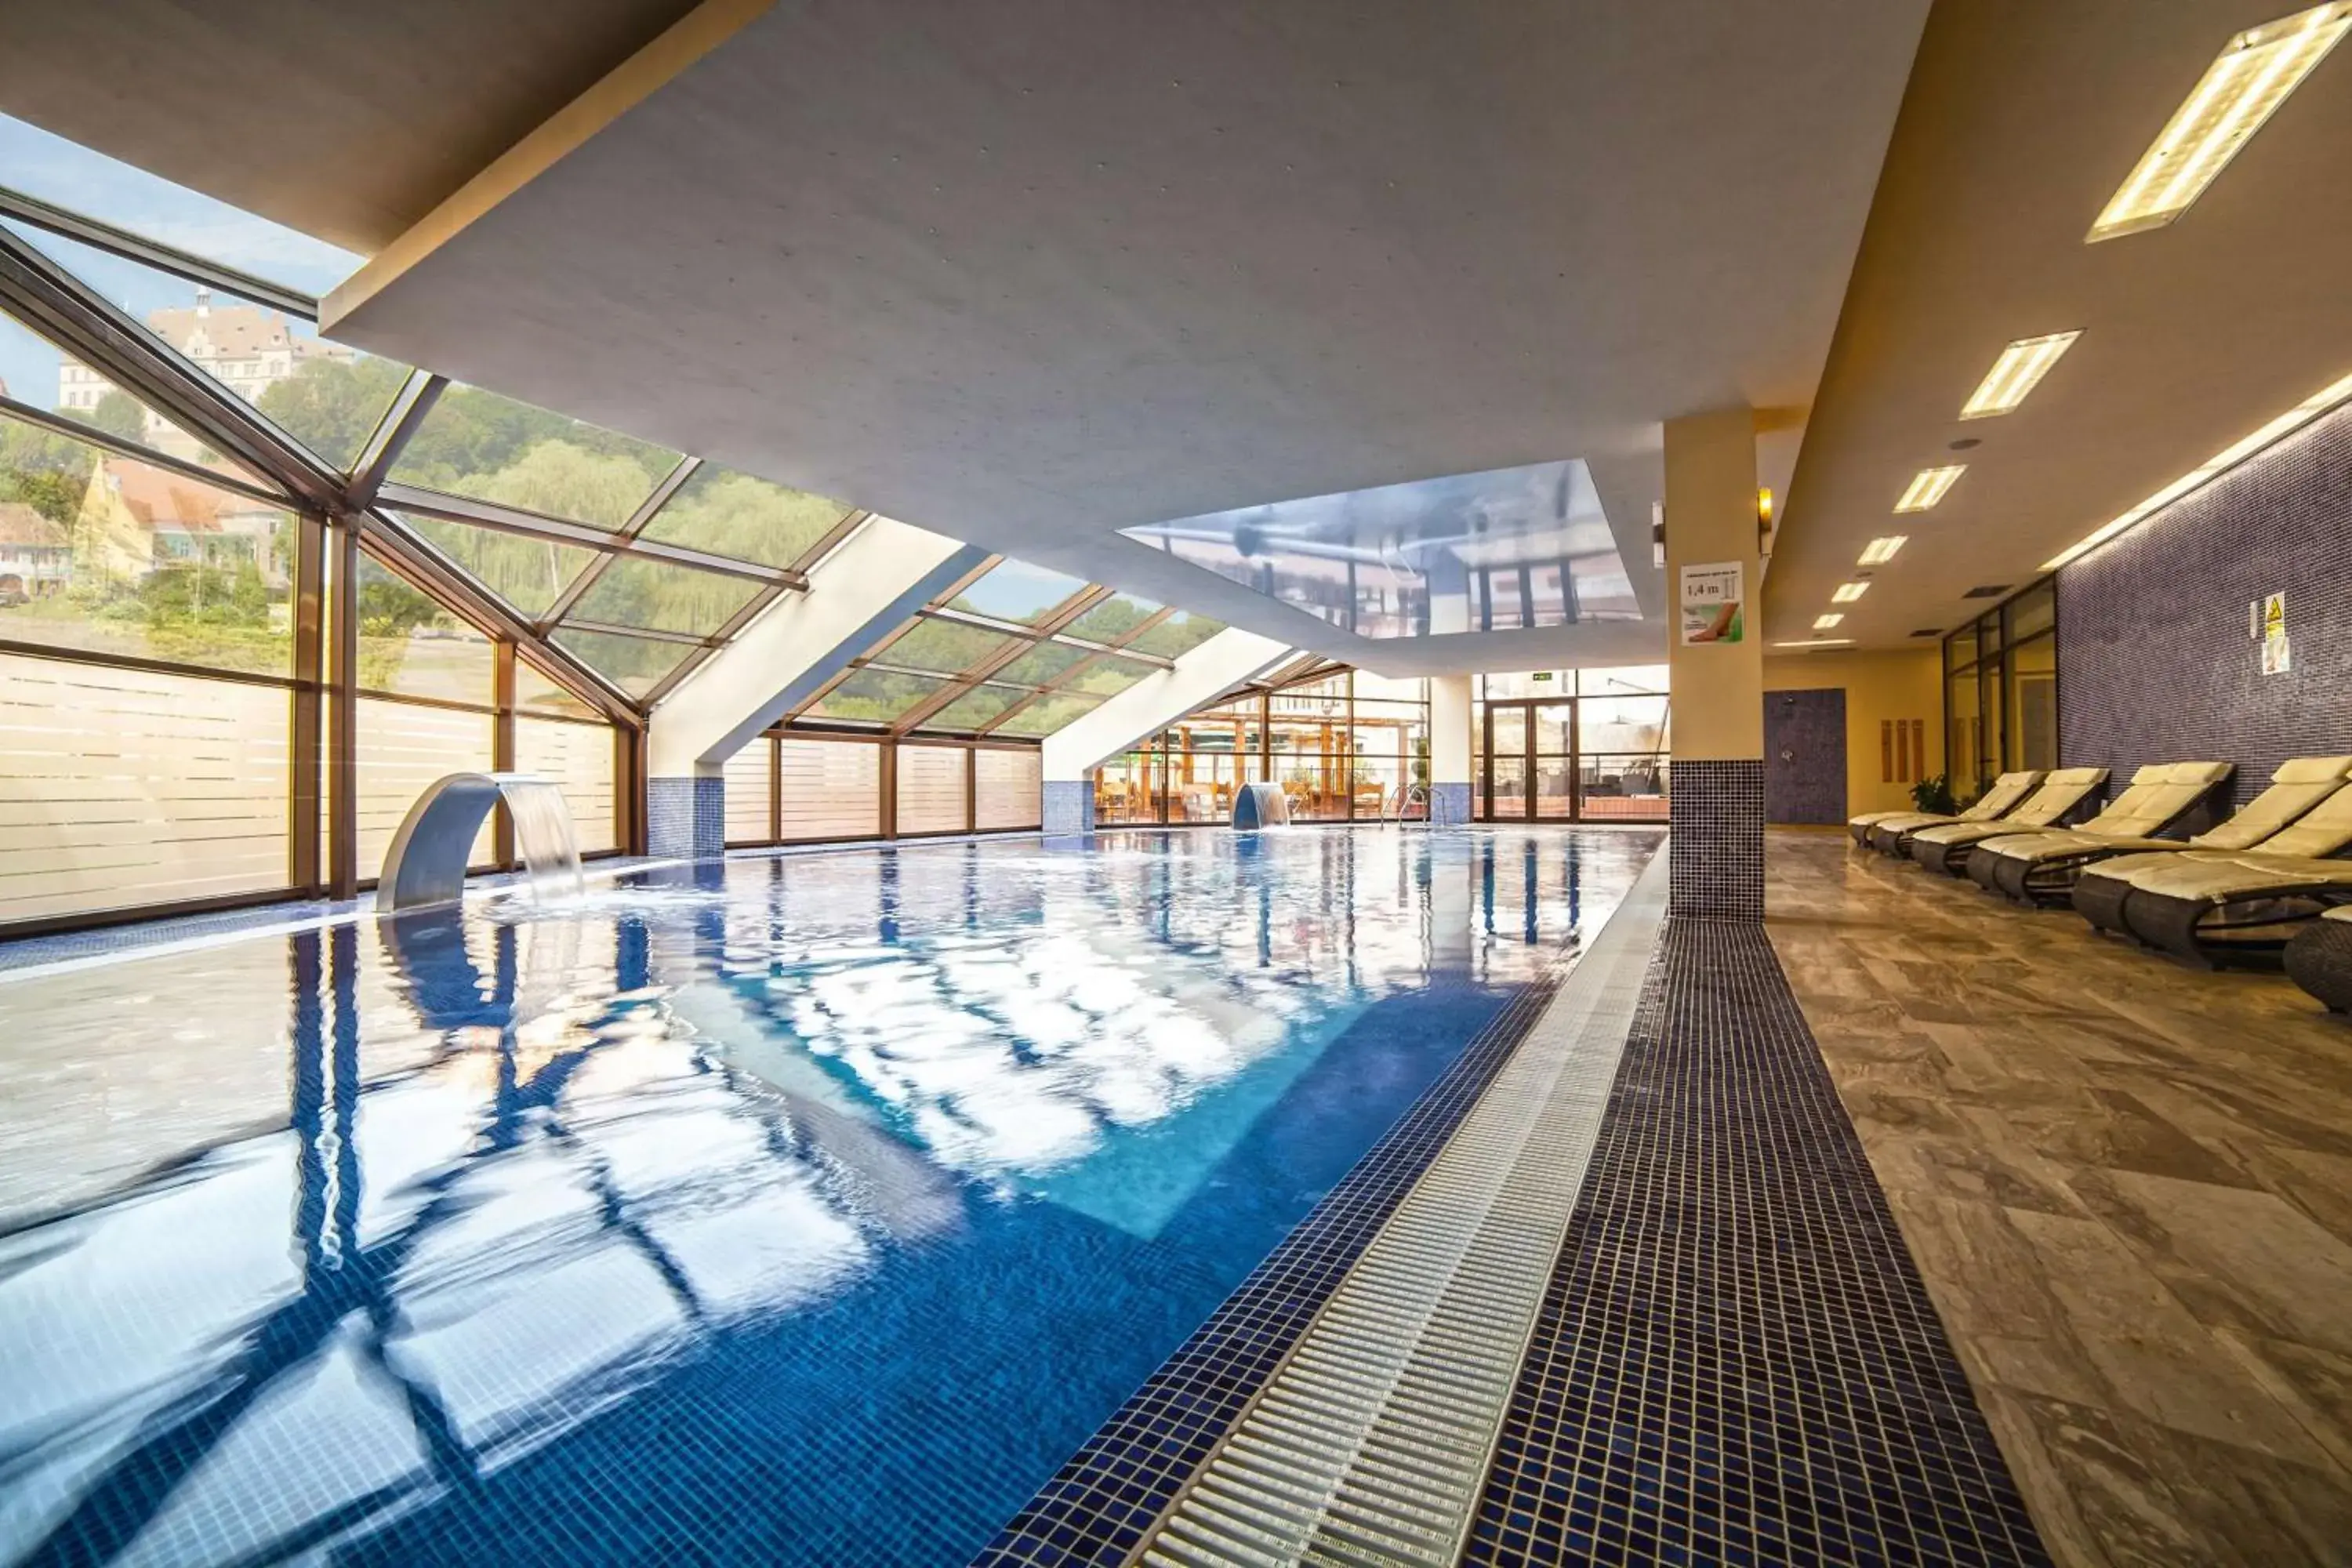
[[259, 355, 409, 469], [87, 390, 147, 444], [0, 419, 93, 524]]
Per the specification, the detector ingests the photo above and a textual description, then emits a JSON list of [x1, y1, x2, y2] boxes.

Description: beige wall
[[1763, 648, 1943, 817]]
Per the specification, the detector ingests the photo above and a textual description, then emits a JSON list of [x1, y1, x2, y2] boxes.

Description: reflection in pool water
[[0, 827, 1656, 1566]]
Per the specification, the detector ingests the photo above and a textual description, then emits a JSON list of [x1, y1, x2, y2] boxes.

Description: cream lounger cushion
[[1984, 761, 2236, 856], [2006, 756, 2350, 861], [1908, 767, 2109, 845], [1854, 771, 2041, 834]]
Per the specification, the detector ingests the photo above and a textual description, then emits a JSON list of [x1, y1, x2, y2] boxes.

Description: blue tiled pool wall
[[1668, 758, 1766, 922], [1466, 920, 2049, 1567], [648, 774, 728, 859], [971, 971, 1569, 1567], [1042, 780, 1094, 836]]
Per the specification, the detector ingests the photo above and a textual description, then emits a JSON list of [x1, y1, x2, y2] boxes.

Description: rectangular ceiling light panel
[[1895, 465, 1965, 512], [2088, 2, 2352, 242], [1960, 332, 2082, 418], [1831, 582, 1870, 604], [1858, 535, 1908, 566], [1813, 612, 1845, 630]]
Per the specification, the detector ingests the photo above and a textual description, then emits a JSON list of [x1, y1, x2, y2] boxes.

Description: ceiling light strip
[[2043, 368, 2352, 568], [1857, 535, 1907, 566], [1831, 582, 1870, 604]]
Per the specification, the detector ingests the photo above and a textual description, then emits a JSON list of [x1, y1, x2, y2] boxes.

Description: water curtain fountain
[[378, 773, 585, 913]]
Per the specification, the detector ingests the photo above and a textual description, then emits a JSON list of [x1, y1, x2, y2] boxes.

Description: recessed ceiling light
[[2089, 2, 2352, 242], [1773, 638, 1854, 648], [1858, 535, 1908, 566], [1831, 582, 1870, 604], [1961, 332, 2082, 419], [2043, 368, 2352, 568], [1896, 465, 1965, 513], [1813, 612, 1845, 630]]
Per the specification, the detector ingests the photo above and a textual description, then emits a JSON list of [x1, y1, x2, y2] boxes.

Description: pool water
[[0, 826, 1656, 1567]]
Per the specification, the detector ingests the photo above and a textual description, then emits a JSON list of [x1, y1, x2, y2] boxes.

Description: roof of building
[[0, 501, 69, 547], [99, 458, 237, 532], [145, 293, 347, 363]]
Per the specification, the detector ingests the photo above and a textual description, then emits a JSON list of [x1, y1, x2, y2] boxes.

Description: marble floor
[[1766, 828, 2352, 1568]]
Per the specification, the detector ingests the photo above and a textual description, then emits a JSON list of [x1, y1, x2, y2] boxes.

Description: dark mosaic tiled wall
[[1668, 759, 1764, 921], [971, 975, 1562, 1566], [2057, 399, 2352, 809], [1765, 688, 1849, 825], [648, 775, 726, 859], [1467, 920, 2049, 1567]]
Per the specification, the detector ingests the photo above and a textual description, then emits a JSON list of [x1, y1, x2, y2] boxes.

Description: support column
[[1042, 627, 1292, 836], [1428, 674, 1473, 825], [644, 517, 988, 860], [1663, 408, 1764, 920]]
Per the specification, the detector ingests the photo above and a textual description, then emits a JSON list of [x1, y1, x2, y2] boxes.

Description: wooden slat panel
[[354, 697, 493, 881], [723, 738, 774, 844], [895, 744, 965, 835], [513, 715, 619, 854], [0, 652, 290, 922], [779, 738, 880, 841], [974, 748, 1041, 831]]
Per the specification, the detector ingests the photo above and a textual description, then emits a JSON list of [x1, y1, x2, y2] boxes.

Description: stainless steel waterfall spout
[[1232, 781, 1291, 830], [377, 772, 583, 913]]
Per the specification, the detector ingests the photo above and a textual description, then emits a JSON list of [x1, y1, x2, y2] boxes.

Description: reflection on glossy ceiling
[[1121, 459, 1637, 641]]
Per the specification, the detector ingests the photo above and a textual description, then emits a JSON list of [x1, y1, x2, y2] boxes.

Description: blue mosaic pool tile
[[1465, 920, 2051, 1567], [969, 971, 1566, 1566]]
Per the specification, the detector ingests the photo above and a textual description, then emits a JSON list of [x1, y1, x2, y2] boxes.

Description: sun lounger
[[1961, 760, 2240, 902], [1900, 767, 2108, 875], [2284, 906, 2352, 1014], [1854, 771, 2041, 853], [2070, 786, 2352, 964]]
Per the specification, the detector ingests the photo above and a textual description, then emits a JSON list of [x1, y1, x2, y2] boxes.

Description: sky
[[0, 114, 361, 409]]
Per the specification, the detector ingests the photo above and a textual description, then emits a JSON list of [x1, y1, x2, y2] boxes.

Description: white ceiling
[[311, 0, 1928, 676], [0, 0, 701, 254], [1771, 0, 2352, 652]]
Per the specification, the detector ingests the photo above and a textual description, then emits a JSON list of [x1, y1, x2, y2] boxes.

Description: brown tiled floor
[[1766, 828, 2352, 1568]]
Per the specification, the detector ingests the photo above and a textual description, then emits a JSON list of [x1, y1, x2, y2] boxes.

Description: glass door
[[1483, 700, 1577, 819]]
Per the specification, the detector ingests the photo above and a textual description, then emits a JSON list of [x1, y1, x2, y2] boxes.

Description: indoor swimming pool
[[0, 826, 1657, 1566]]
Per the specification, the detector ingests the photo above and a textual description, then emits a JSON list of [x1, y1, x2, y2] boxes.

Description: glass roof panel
[[566, 555, 762, 637], [993, 691, 1103, 737], [0, 114, 361, 296], [0, 303, 255, 478], [0, 411, 295, 677], [402, 515, 597, 618], [1060, 656, 1159, 699], [877, 615, 1022, 676], [1127, 608, 1225, 659], [1063, 592, 1160, 646], [354, 554, 493, 702], [919, 686, 1022, 734], [390, 382, 679, 530], [515, 656, 598, 718], [2, 220, 412, 475], [1122, 458, 1637, 640], [552, 627, 695, 699], [638, 463, 851, 568], [996, 640, 1089, 687], [949, 559, 1091, 625], [807, 670, 954, 725]]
